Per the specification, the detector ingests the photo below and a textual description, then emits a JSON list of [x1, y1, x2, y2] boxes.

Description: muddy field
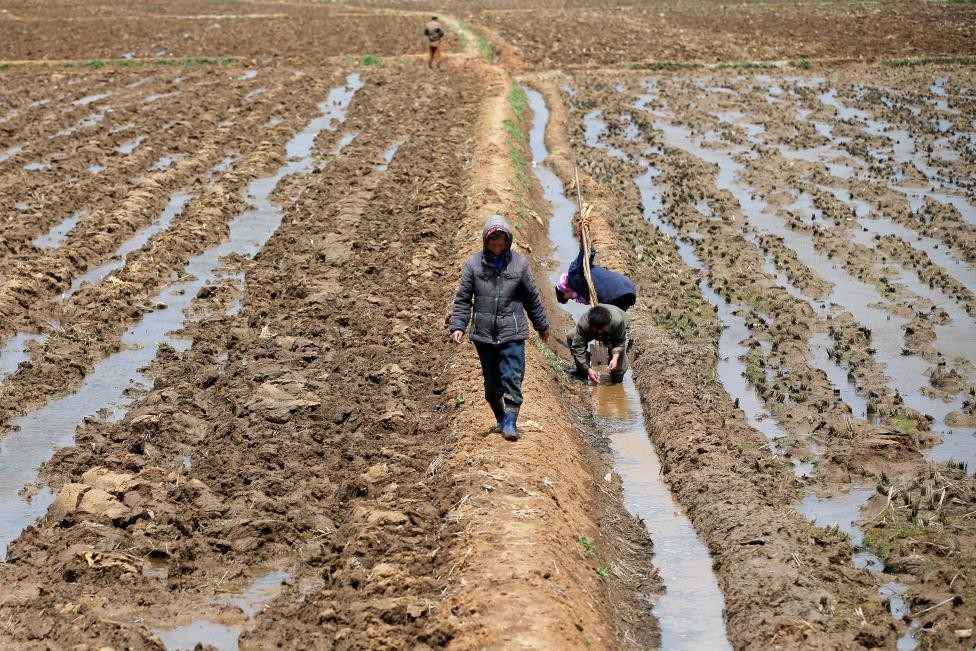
[[359, 0, 976, 68], [1, 0, 975, 650], [0, 1, 455, 62], [549, 61, 976, 648]]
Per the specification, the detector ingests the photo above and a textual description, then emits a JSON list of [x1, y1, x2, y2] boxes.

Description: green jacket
[[569, 304, 628, 372]]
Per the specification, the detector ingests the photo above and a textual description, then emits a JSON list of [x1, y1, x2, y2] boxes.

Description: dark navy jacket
[[568, 248, 636, 310]]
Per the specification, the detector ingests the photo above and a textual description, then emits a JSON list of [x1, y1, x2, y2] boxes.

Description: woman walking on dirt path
[[425, 16, 444, 70], [450, 215, 550, 441]]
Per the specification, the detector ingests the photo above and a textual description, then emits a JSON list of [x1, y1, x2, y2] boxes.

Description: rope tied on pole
[[573, 166, 599, 307]]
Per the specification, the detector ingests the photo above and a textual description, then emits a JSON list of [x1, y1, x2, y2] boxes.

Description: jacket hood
[[482, 214, 513, 252]]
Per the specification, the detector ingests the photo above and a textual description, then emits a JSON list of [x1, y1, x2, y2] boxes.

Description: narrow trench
[[524, 85, 732, 650], [0, 72, 364, 585]]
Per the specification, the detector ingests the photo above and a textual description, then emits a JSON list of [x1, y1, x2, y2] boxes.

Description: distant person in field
[[555, 218, 637, 311], [567, 304, 629, 385], [450, 215, 550, 441], [425, 15, 444, 70]]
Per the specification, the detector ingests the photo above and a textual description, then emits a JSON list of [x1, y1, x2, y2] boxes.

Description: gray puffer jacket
[[450, 215, 549, 344]]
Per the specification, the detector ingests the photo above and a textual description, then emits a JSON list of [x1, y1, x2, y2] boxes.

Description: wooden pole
[[573, 166, 599, 307]]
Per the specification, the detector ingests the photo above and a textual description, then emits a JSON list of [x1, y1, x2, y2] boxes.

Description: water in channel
[[525, 84, 732, 650]]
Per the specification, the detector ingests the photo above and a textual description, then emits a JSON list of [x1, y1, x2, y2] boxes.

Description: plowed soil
[[2, 0, 975, 649], [361, 0, 976, 67]]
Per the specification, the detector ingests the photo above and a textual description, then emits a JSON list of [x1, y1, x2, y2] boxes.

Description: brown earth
[[2, 0, 976, 649], [530, 75, 897, 649], [0, 5, 660, 650], [357, 0, 976, 67], [548, 60, 976, 648], [0, 1, 457, 63]]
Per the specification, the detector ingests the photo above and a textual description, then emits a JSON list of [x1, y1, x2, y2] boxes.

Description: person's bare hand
[[607, 354, 619, 373], [539, 330, 550, 343], [587, 368, 601, 385], [451, 330, 464, 344]]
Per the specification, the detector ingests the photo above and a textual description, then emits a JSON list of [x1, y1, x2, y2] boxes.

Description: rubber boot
[[489, 401, 505, 433], [501, 407, 519, 441]]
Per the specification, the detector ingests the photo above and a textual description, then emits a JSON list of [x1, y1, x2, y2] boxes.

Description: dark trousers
[[474, 341, 525, 410], [610, 293, 636, 312]]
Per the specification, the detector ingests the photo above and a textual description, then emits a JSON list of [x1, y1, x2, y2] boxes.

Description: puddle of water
[[819, 88, 870, 122], [227, 569, 290, 617], [55, 112, 105, 138], [0, 73, 363, 561], [32, 210, 87, 248], [0, 144, 24, 164], [151, 155, 183, 172], [155, 569, 291, 651], [67, 192, 193, 296], [376, 139, 406, 172], [0, 333, 34, 384], [694, 199, 712, 217], [244, 88, 266, 102], [594, 382, 732, 650], [796, 487, 874, 547], [796, 487, 918, 645], [156, 621, 241, 651], [809, 332, 869, 420], [238, 70, 258, 81], [23, 162, 52, 172], [88, 164, 106, 175], [72, 92, 111, 107], [792, 441, 820, 478], [525, 85, 732, 650], [707, 288, 786, 448], [127, 77, 154, 89], [333, 132, 358, 155], [582, 110, 629, 161], [144, 92, 179, 105], [116, 135, 147, 155]]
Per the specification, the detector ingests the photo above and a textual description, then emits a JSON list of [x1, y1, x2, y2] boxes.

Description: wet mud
[[0, 64, 481, 648], [431, 0, 976, 68], [556, 63, 976, 648], [2, 0, 974, 648]]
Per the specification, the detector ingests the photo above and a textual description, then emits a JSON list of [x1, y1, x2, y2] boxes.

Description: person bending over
[[567, 304, 628, 385], [555, 222, 636, 311]]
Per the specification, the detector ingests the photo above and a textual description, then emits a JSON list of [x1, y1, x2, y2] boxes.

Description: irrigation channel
[[524, 84, 733, 650], [0, 73, 364, 649]]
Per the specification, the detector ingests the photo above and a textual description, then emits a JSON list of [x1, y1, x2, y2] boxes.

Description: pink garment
[[557, 272, 588, 305]]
